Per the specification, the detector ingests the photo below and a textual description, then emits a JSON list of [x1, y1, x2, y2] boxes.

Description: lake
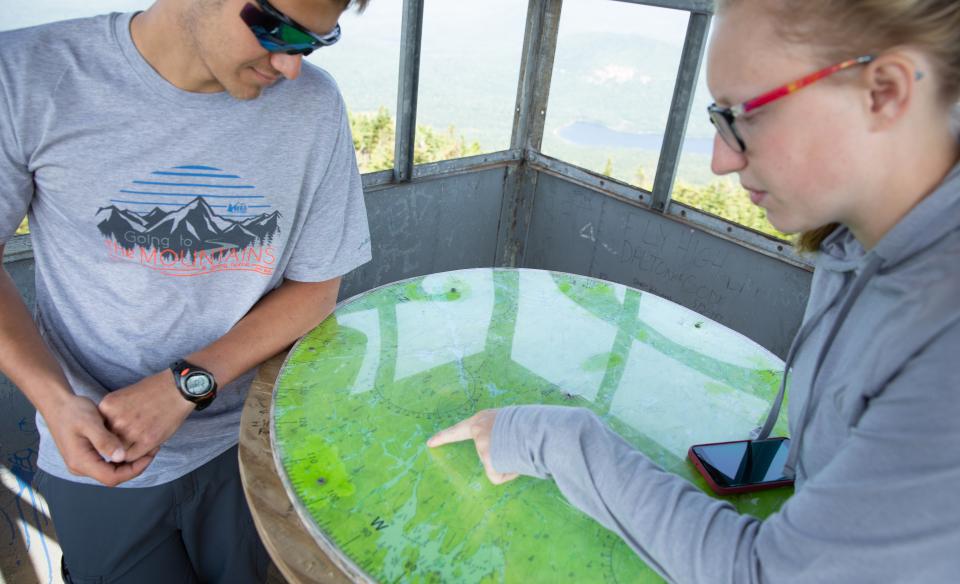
[[557, 121, 715, 155]]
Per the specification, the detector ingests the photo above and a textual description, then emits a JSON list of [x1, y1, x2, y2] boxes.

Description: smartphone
[[688, 437, 794, 495]]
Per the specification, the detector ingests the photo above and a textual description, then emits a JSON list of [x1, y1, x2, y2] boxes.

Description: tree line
[[351, 108, 785, 241]]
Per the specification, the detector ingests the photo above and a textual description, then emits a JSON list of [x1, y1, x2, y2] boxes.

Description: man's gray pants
[[35, 445, 269, 583]]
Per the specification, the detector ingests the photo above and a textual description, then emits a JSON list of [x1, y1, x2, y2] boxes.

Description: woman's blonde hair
[[717, 0, 960, 252]]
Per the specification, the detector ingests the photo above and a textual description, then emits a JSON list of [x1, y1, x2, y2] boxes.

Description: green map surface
[[272, 268, 791, 582]]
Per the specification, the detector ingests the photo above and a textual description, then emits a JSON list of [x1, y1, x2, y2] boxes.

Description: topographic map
[[272, 268, 791, 583]]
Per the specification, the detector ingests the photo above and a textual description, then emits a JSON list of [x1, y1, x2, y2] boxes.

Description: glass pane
[[675, 38, 787, 241], [414, 0, 527, 164], [542, 0, 687, 188], [307, 2, 401, 174]]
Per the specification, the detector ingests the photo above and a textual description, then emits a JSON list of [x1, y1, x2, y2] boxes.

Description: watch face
[[183, 372, 213, 396]]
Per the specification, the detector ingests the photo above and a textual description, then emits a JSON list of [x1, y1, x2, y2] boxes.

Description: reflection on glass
[[611, 341, 768, 459], [636, 293, 774, 370], [336, 308, 381, 395], [512, 270, 617, 403], [327, 268, 781, 457], [395, 271, 495, 381]]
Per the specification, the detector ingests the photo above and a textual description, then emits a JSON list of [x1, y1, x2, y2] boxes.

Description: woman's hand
[[427, 409, 520, 485]]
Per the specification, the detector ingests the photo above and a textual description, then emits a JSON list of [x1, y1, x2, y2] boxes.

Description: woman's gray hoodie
[[491, 162, 960, 583]]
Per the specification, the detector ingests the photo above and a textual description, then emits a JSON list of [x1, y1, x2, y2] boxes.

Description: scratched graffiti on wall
[[0, 406, 63, 584]]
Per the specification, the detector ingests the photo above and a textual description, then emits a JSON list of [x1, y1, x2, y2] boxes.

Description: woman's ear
[[863, 54, 921, 131]]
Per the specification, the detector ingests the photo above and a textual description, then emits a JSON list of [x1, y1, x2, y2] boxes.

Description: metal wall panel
[[523, 172, 812, 357], [2, 258, 35, 309], [497, 0, 563, 267], [342, 167, 508, 299]]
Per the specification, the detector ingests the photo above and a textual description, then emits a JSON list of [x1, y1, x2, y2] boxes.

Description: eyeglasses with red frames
[[708, 55, 875, 153]]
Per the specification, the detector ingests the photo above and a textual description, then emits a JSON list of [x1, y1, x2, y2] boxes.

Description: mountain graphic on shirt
[[96, 197, 282, 256], [96, 206, 151, 229], [141, 207, 168, 228]]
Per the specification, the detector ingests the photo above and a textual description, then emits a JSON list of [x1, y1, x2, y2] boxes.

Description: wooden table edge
[[238, 351, 353, 584]]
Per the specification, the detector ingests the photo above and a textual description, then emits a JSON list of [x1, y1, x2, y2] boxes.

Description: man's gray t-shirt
[[0, 13, 372, 487]]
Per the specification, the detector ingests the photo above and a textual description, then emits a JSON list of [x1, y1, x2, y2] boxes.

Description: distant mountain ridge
[[325, 31, 713, 149], [97, 197, 281, 256]]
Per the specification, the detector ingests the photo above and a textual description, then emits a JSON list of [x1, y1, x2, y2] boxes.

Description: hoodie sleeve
[[490, 320, 960, 584]]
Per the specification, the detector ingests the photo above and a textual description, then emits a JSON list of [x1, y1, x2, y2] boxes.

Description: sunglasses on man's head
[[240, 0, 341, 56], [708, 55, 875, 153]]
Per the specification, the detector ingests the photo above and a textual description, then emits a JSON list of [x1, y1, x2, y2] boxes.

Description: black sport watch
[[170, 360, 217, 410]]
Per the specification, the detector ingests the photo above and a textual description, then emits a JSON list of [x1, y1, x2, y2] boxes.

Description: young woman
[[428, 0, 960, 581]]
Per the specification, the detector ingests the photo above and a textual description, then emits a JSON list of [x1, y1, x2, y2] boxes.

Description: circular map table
[[262, 268, 791, 583]]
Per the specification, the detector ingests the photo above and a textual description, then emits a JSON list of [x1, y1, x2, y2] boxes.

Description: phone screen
[[692, 438, 791, 488]]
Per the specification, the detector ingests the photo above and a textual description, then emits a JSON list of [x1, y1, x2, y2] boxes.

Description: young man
[[0, 0, 371, 581]]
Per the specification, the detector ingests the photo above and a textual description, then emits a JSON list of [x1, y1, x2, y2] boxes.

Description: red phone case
[[687, 438, 794, 495]]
